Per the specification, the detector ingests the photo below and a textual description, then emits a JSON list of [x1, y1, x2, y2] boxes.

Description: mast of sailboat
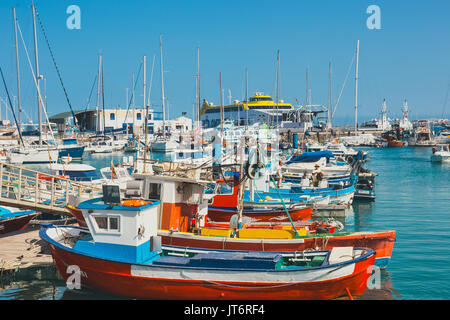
[[354, 39, 360, 133], [100, 54, 106, 139], [220, 72, 224, 137], [245, 68, 248, 128], [0, 67, 24, 146], [327, 60, 332, 129], [31, 4, 42, 145], [275, 50, 280, 128], [132, 72, 135, 133], [305, 67, 309, 106], [12, 7, 22, 136], [96, 54, 101, 133], [160, 34, 166, 139], [196, 47, 200, 130], [143, 56, 149, 172]]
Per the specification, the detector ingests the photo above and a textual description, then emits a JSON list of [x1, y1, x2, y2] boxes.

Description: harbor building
[[50, 108, 191, 134]]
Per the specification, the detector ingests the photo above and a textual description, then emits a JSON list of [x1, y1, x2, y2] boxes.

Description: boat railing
[[0, 161, 102, 215]]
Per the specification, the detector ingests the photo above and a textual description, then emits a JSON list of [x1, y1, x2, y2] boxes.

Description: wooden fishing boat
[[41, 195, 376, 300], [208, 178, 313, 223], [207, 206, 312, 223], [65, 174, 394, 268], [0, 207, 39, 235]]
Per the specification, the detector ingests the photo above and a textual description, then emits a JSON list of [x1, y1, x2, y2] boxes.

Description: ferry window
[[94, 216, 108, 230], [110, 113, 115, 120], [136, 113, 142, 120]]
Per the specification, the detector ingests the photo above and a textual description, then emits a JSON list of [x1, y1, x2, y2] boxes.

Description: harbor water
[[1, 146, 449, 300]]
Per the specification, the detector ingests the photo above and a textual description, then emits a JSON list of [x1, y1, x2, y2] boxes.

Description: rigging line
[[17, 22, 56, 141], [80, 75, 98, 131], [123, 62, 143, 125], [34, 6, 77, 125], [332, 52, 356, 119], [0, 66, 25, 146]]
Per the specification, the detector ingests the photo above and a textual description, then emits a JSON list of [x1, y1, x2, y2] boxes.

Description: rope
[[35, 7, 77, 125]]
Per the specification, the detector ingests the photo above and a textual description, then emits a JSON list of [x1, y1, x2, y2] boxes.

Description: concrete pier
[[0, 224, 54, 274]]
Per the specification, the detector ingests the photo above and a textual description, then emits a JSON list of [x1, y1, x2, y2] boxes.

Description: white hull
[[8, 148, 59, 164], [431, 152, 450, 162]]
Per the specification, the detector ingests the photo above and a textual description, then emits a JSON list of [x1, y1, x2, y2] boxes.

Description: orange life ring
[[120, 200, 151, 207]]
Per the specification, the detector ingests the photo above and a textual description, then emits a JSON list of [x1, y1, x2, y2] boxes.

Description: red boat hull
[[0, 213, 38, 235], [47, 240, 375, 300], [160, 230, 396, 268], [207, 206, 313, 223]]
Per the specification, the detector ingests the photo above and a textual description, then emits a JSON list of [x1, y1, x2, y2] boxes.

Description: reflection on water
[[362, 270, 401, 300]]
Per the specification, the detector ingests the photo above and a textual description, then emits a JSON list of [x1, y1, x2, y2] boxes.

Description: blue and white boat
[[58, 138, 85, 161], [281, 151, 353, 183]]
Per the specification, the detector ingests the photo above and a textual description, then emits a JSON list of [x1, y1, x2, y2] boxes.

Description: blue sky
[[0, 0, 449, 126]]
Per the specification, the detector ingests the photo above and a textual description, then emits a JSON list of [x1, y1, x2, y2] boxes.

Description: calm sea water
[[1, 146, 449, 300]]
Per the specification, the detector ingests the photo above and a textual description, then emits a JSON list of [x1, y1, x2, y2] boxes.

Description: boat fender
[[121, 200, 152, 207]]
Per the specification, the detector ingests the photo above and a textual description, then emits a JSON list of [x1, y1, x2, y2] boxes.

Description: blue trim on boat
[[39, 224, 376, 272], [78, 197, 161, 211]]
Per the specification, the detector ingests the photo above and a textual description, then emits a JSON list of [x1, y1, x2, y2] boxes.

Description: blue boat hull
[[59, 146, 85, 160]]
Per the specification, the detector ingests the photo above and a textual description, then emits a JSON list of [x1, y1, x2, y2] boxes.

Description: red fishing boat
[[0, 207, 39, 235], [41, 187, 376, 300], [65, 175, 395, 268], [207, 178, 312, 222]]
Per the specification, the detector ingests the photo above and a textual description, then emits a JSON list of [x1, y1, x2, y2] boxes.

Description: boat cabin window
[[148, 183, 161, 200], [94, 215, 120, 232], [136, 113, 142, 120]]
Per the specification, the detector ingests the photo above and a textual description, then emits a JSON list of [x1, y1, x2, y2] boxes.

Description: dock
[[0, 224, 54, 275]]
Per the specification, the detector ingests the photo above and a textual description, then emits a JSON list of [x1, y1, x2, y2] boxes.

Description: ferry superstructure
[[200, 92, 293, 128]]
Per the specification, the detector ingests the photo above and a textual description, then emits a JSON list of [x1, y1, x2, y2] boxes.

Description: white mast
[[143, 55, 146, 134], [31, 4, 42, 145], [275, 50, 280, 127], [354, 40, 360, 132], [160, 34, 166, 139], [96, 54, 101, 133], [327, 60, 332, 129], [245, 68, 248, 128], [132, 72, 135, 132], [13, 7, 22, 134]]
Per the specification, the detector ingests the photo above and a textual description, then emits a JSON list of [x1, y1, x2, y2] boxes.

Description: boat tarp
[[285, 151, 334, 165]]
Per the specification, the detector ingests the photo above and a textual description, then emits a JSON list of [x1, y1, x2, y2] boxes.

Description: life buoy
[[120, 200, 151, 207]]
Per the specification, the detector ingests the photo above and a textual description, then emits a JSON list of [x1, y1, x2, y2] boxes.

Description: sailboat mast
[[220, 72, 223, 137], [143, 55, 146, 133], [12, 7, 22, 135], [31, 4, 42, 145], [196, 47, 200, 129], [132, 72, 135, 132], [96, 54, 101, 133], [354, 39, 360, 133], [160, 35, 166, 139], [305, 67, 309, 106], [100, 54, 106, 138], [245, 68, 248, 128], [328, 60, 332, 129], [275, 50, 280, 128]]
